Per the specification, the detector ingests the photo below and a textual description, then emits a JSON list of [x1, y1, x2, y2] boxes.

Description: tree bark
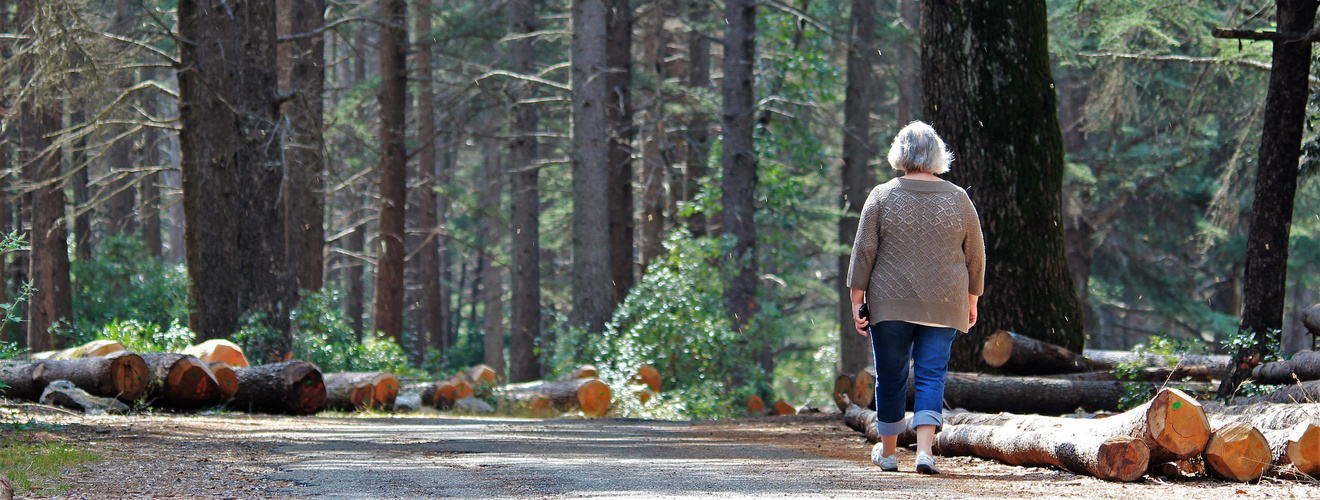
[[638, 0, 668, 271], [323, 374, 375, 410], [284, 0, 327, 293], [982, 330, 1110, 374], [0, 351, 148, 402], [571, 0, 613, 333], [178, 0, 291, 345], [935, 415, 1150, 482], [1041, 365, 1219, 383], [722, 0, 757, 333], [415, 0, 446, 365], [496, 377, 613, 417], [682, 0, 709, 237], [605, 0, 635, 307], [140, 67, 163, 258], [1251, 350, 1320, 384], [140, 352, 221, 408], [346, 193, 366, 340], [373, 0, 409, 343], [1083, 349, 1231, 369], [933, 372, 1212, 415], [1204, 402, 1320, 477], [921, 0, 1084, 370], [479, 139, 506, 379], [838, 0, 876, 377], [1225, 0, 1319, 400], [228, 361, 326, 414], [1232, 380, 1320, 404], [894, 0, 920, 126], [324, 371, 399, 409], [508, 0, 543, 383]]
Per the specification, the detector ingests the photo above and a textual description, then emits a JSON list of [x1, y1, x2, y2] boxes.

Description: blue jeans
[[868, 321, 957, 436]]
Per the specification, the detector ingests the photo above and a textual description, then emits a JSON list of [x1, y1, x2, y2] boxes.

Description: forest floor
[[2, 404, 1316, 499]]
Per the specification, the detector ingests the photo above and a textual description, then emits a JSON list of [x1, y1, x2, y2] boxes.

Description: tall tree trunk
[[18, 2, 72, 351], [438, 134, 456, 352], [415, 0, 446, 363], [372, 0, 409, 343], [508, 0, 543, 383], [922, 0, 1084, 370], [838, 0, 875, 377], [606, 0, 634, 307], [103, 0, 137, 239], [284, 0, 327, 292], [346, 194, 367, 342], [721, 0, 757, 332], [481, 139, 506, 379], [1221, 0, 1318, 398], [683, 0, 709, 237], [571, 0, 613, 333], [140, 67, 163, 258], [894, 0, 919, 126], [639, 1, 667, 271], [178, 0, 291, 347]]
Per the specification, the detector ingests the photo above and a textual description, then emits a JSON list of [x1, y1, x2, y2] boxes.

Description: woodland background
[[0, 0, 1317, 418]]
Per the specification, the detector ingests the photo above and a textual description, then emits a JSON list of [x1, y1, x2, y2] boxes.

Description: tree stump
[[0, 351, 148, 402], [140, 353, 221, 408], [466, 364, 498, 385], [981, 330, 1109, 374], [228, 361, 325, 415]]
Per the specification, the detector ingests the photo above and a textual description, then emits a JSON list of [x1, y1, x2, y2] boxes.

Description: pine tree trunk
[[415, 0, 445, 363], [284, 0, 327, 293], [571, 0, 613, 333], [838, 0, 876, 377], [606, 0, 635, 307], [1251, 350, 1320, 384], [722, 0, 757, 332], [346, 192, 366, 341], [508, 0, 543, 383], [140, 67, 163, 258], [228, 361, 326, 415], [682, 0, 710, 237], [178, 0, 291, 345], [894, 0, 919, 126], [372, 0, 409, 343], [20, 78, 70, 353], [639, 2, 667, 271], [921, 0, 1084, 370], [0, 351, 148, 402], [1223, 0, 1318, 399]]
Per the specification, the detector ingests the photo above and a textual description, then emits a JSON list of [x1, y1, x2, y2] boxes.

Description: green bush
[[95, 319, 193, 353], [71, 234, 188, 341]]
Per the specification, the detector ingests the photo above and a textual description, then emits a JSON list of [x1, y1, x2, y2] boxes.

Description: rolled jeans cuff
[[875, 415, 908, 437], [912, 409, 942, 430]]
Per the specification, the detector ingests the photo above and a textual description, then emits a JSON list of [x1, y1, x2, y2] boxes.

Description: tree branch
[[1078, 51, 1320, 85], [278, 16, 392, 43], [1211, 27, 1320, 43]]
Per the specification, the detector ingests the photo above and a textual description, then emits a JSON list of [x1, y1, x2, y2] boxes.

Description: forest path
[[25, 410, 1317, 499]]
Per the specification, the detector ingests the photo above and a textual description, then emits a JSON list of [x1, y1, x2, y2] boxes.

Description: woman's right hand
[[853, 304, 870, 336]]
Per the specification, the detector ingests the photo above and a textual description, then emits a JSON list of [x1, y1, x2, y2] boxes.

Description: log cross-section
[[141, 353, 221, 408], [981, 330, 1109, 374], [1203, 422, 1271, 482], [229, 361, 326, 415], [206, 361, 240, 400]]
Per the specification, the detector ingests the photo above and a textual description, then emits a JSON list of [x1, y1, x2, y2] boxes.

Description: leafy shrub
[[95, 319, 193, 353], [1114, 332, 1214, 409], [71, 234, 187, 340]]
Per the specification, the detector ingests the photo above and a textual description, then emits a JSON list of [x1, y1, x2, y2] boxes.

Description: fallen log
[[228, 361, 326, 415], [324, 372, 399, 409], [402, 381, 448, 409], [466, 364, 498, 385], [747, 395, 765, 415], [182, 339, 250, 368], [1041, 365, 1219, 383], [323, 373, 377, 410], [496, 378, 613, 418], [1252, 351, 1320, 384], [141, 353, 221, 408], [1231, 380, 1320, 405], [449, 377, 475, 400], [28, 340, 126, 360], [1260, 420, 1320, 477], [832, 373, 855, 411], [1303, 304, 1320, 334], [1205, 402, 1320, 429], [1202, 421, 1271, 482], [569, 364, 598, 380], [206, 362, 239, 399], [982, 330, 1109, 374], [632, 365, 661, 392], [935, 372, 1212, 415], [0, 351, 148, 402], [1083, 349, 1230, 370], [841, 403, 916, 446], [935, 418, 1150, 482], [851, 367, 876, 411], [40, 380, 131, 414], [1204, 402, 1320, 476]]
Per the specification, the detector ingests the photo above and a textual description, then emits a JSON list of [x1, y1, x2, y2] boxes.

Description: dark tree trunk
[[508, 0, 543, 383], [480, 139, 505, 379], [284, 0, 327, 292], [415, 0, 445, 362], [19, 2, 71, 351], [1221, 0, 1319, 399], [838, 0, 876, 377], [639, 2, 667, 271], [921, 0, 1084, 370], [606, 0, 635, 307], [141, 66, 163, 258], [683, 0, 709, 237], [571, 0, 613, 333], [438, 136, 456, 352], [72, 143, 92, 260], [372, 0, 409, 343], [178, 0, 291, 347], [894, 0, 920, 126], [721, 0, 757, 332], [346, 194, 366, 341], [104, 0, 138, 239]]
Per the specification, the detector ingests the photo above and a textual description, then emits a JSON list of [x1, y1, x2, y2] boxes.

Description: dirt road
[[12, 410, 1317, 499]]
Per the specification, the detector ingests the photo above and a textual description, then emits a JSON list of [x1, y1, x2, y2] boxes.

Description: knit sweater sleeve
[[961, 192, 986, 296], [846, 185, 883, 291]]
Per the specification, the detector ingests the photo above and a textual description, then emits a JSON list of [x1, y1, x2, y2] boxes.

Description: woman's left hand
[[969, 294, 979, 328]]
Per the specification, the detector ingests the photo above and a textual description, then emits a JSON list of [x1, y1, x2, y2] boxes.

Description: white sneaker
[[915, 451, 940, 474], [871, 444, 898, 471]]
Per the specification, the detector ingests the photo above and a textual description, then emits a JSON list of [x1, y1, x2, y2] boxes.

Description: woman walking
[[846, 121, 985, 474]]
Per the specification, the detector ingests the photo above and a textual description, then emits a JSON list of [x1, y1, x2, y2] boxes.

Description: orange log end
[[166, 356, 220, 404], [450, 378, 474, 400], [773, 400, 796, 416], [747, 395, 765, 415], [206, 362, 240, 399], [632, 364, 661, 392], [371, 373, 400, 407], [576, 379, 613, 418]]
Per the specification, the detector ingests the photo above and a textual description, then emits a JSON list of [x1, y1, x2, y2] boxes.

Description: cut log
[[934, 372, 1212, 415], [772, 399, 796, 416], [228, 361, 326, 415], [1203, 422, 1271, 482], [832, 373, 855, 411], [182, 339, 250, 368], [140, 353, 221, 408], [1302, 304, 1320, 334], [206, 362, 239, 399], [449, 377, 475, 400], [1042, 365, 1219, 383], [1251, 351, 1320, 384], [1205, 402, 1320, 430], [40, 379, 130, 414], [0, 351, 148, 402], [370, 372, 400, 407], [324, 372, 399, 408], [1083, 349, 1230, 370], [496, 378, 613, 417], [1260, 420, 1320, 477], [747, 395, 765, 415], [323, 373, 378, 410], [851, 367, 876, 411], [28, 340, 127, 360], [632, 364, 661, 391], [935, 419, 1150, 482], [1232, 380, 1320, 405], [1204, 402, 1320, 476], [569, 364, 598, 380], [403, 381, 456, 410], [841, 403, 916, 446], [982, 330, 1109, 374], [465, 364, 498, 385]]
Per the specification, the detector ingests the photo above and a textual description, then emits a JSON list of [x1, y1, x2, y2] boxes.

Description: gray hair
[[887, 121, 953, 175]]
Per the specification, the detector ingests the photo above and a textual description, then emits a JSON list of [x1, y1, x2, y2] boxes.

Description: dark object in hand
[[858, 303, 870, 321]]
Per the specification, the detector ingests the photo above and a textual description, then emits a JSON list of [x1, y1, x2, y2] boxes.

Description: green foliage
[[95, 319, 193, 353], [1113, 332, 1214, 409], [70, 234, 188, 341], [0, 437, 100, 495], [1221, 327, 1284, 363]]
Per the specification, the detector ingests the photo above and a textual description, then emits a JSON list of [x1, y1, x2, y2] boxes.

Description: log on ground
[[1041, 365, 1218, 383], [851, 367, 876, 411], [1083, 349, 1229, 371], [1205, 402, 1320, 476], [206, 362, 239, 399], [1259, 420, 1320, 477], [496, 378, 612, 417], [466, 364, 498, 385], [982, 330, 1109, 374], [832, 373, 855, 411], [934, 418, 1150, 482], [1232, 380, 1320, 405], [323, 373, 377, 410], [841, 403, 916, 446], [27, 340, 127, 360], [1251, 351, 1320, 384], [0, 351, 148, 402], [324, 372, 399, 408], [183, 339, 250, 368], [568, 364, 598, 380], [140, 353, 221, 408], [228, 361, 326, 415], [1202, 421, 1271, 482]]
